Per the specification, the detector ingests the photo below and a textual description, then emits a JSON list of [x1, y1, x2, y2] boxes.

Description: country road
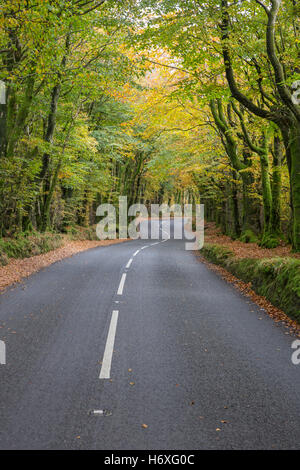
[[0, 220, 299, 450]]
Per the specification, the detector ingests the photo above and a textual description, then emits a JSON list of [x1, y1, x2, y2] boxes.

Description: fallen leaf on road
[[142, 424, 148, 429]]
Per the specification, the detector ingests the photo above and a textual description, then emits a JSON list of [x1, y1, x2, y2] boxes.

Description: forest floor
[[0, 237, 129, 292], [204, 222, 300, 259]]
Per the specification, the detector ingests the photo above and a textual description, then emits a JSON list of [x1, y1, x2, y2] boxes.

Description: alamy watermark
[[291, 340, 300, 365], [0, 340, 5, 365], [96, 197, 204, 250], [291, 80, 300, 106], [0, 80, 6, 105]]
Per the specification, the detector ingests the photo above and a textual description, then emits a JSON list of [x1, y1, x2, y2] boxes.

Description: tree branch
[[143, 58, 192, 76], [264, 0, 300, 120], [254, 0, 270, 15], [220, 0, 270, 120], [79, 0, 106, 15], [231, 101, 264, 155]]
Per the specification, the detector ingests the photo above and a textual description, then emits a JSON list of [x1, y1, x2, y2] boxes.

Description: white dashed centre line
[[117, 273, 126, 295], [93, 410, 104, 415], [99, 240, 166, 379], [99, 310, 119, 379]]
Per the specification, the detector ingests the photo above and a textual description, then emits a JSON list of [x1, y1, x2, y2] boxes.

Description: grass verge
[[0, 232, 63, 266]]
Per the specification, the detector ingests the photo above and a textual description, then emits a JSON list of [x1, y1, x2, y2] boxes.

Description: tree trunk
[[289, 123, 300, 251], [38, 83, 61, 231], [0, 81, 7, 158], [231, 170, 241, 237], [6, 76, 35, 158], [259, 149, 274, 246], [270, 135, 282, 235]]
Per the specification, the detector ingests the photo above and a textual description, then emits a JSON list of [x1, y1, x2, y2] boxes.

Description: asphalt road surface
[[0, 219, 299, 450]]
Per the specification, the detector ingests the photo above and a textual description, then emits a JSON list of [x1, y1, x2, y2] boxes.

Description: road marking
[[117, 273, 126, 295], [99, 310, 119, 379], [93, 410, 104, 415], [90, 409, 112, 416], [98, 237, 169, 381]]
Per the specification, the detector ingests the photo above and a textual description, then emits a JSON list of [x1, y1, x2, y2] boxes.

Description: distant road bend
[[0, 219, 299, 449]]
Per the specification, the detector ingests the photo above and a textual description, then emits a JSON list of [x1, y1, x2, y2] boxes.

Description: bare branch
[[143, 58, 192, 76], [254, 0, 270, 15], [79, 0, 106, 15]]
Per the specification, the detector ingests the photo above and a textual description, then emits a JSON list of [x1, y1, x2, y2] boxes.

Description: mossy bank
[[0, 232, 63, 266], [200, 243, 300, 323]]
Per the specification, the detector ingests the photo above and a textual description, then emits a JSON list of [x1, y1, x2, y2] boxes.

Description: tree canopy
[[0, 0, 299, 249]]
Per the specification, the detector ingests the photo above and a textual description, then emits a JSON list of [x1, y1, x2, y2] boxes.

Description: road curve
[[0, 221, 299, 449]]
